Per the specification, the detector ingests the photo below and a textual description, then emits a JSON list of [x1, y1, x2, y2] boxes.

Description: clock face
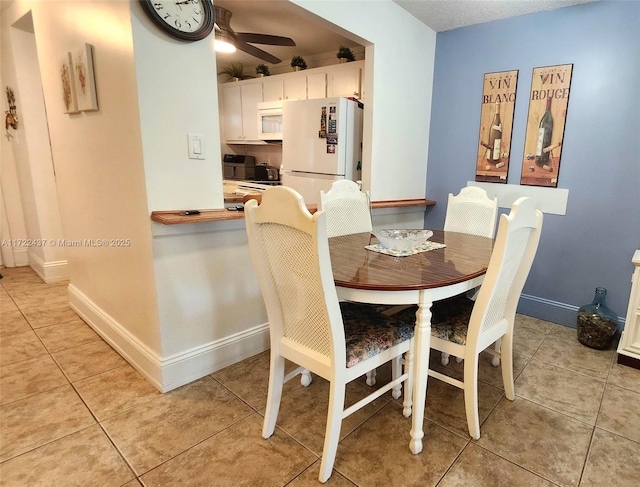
[[140, 0, 215, 42]]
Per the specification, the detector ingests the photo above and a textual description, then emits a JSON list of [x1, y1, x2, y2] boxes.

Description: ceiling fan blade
[[235, 33, 296, 47], [234, 40, 282, 64]]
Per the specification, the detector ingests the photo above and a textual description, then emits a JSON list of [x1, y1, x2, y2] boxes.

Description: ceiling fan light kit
[[213, 6, 296, 64]]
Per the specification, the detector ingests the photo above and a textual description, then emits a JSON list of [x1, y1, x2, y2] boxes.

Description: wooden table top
[[329, 230, 494, 292]]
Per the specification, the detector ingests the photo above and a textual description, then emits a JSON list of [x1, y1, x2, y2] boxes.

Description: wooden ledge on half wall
[[151, 198, 436, 225]]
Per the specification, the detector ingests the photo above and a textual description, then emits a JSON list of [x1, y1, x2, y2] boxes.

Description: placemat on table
[[365, 241, 446, 257]]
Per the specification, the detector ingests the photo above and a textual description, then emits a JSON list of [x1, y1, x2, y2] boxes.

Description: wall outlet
[[188, 134, 205, 160]]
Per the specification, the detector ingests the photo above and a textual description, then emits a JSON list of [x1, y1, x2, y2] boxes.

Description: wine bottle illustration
[[536, 97, 553, 167], [484, 102, 502, 164]]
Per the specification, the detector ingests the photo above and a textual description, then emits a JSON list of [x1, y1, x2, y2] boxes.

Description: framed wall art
[[60, 52, 78, 114], [521, 64, 572, 187], [72, 43, 98, 112], [475, 70, 518, 184]]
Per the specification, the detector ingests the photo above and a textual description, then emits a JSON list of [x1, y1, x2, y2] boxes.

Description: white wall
[[130, 5, 224, 212], [5, 0, 163, 357]]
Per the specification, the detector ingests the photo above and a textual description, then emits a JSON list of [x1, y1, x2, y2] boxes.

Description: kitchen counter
[[151, 198, 436, 225]]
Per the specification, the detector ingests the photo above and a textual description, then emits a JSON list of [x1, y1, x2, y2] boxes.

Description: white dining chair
[[444, 186, 498, 239], [245, 186, 414, 483], [319, 179, 372, 238], [400, 196, 543, 439], [441, 186, 499, 366]]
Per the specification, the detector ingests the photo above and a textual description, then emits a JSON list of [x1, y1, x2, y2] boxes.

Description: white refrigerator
[[280, 97, 363, 205]]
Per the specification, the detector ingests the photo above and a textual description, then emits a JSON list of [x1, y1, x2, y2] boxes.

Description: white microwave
[[257, 100, 283, 140]]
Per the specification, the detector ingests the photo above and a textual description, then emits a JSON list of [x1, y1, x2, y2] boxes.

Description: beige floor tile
[[0, 309, 31, 336], [34, 319, 100, 352], [212, 350, 301, 410], [580, 428, 640, 487], [439, 443, 555, 486], [21, 303, 81, 328], [515, 314, 556, 334], [74, 364, 161, 421], [334, 402, 468, 487], [1, 294, 19, 312], [596, 383, 640, 443], [515, 359, 605, 424], [608, 360, 640, 394], [0, 384, 96, 462], [0, 424, 134, 486], [140, 413, 316, 486], [513, 325, 548, 359], [52, 339, 127, 381], [533, 336, 614, 381], [102, 375, 253, 475], [9, 287, 69, 309], [260, 376, 390, 456], [287, 461, 357, 486], [548, 323, 580, 343], [423, 375, 504, 439], [0, 354, 68, 405], [476, 396, 593, 487], [0, 330, 48, 366]]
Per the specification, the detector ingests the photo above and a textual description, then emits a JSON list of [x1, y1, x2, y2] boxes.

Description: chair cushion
[[340, 302, 415, 368], [394, 294, 474, 346]]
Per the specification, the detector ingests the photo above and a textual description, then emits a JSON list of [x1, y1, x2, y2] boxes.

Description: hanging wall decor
[[521, 64, 572, 187], [71, 43, 98, 111], [5, 86, 18, 140], [475, 70, 518, 184], [60, 52, 79, 114]]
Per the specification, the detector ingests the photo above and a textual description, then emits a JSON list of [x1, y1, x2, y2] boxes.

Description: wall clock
[[140, 0, 215, 42]]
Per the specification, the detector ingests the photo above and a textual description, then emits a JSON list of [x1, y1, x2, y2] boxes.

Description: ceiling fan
[[214, 6, 296, 64]]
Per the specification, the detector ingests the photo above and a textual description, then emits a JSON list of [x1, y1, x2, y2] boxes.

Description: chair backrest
[[319, 180, 372, 238], [467, 197, 543, 351], [245, 186, 345, 366], [444, 186, 498, 238]]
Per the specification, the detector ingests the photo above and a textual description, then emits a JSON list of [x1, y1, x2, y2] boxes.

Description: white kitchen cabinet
[[262, 79, 283, 102], [221, 81, 262, 142], [261, 75, 306, 101], [617, 250, 640, 368], [327, 61, 363, 99], [306, 72, 326, 99]]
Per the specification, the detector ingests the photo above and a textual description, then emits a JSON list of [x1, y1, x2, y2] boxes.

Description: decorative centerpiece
[[374, 229, 433, 253], [336, 45, 355, 63], [255, 64, 270, 77], [290, 55, 307, 71], [576, 287, 618, 349], [217, 63, 253, 82]]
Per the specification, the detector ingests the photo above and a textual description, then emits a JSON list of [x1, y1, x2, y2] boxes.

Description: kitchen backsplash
[[221, 143, 282, 169]]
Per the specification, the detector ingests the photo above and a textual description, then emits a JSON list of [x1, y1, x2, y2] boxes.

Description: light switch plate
[[188, 133, 205, 160]]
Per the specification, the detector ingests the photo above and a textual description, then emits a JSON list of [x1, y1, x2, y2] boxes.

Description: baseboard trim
[[29, 251, 69, 283], [68, 284, 270, 392], [518, 293, 625, 332], [14, 248, 29, 267]]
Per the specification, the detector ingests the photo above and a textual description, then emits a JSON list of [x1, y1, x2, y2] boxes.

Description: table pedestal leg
[[409, 296, 432, 455]]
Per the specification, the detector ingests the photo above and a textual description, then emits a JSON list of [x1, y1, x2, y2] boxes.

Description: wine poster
[[475, 70, 518, 184], [521, 64, 573, 187]]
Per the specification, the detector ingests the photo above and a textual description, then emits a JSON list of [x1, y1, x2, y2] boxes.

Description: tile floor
[[1, 265, 639, 486]]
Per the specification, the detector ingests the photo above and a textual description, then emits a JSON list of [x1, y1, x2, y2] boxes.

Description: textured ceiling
[[393, 0, 600, 32]]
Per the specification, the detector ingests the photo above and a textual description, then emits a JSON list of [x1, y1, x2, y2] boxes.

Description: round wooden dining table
[[329, 230, 494, 454]]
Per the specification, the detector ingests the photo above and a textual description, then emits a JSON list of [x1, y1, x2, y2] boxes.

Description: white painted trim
[[68, 284, 270, 392], [468, 181, 569, 215], [13, 248, 29, 267], [29, 251, 69, 283]]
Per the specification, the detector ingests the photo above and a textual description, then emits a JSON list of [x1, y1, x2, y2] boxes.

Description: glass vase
[[576, 287, 618, 350]]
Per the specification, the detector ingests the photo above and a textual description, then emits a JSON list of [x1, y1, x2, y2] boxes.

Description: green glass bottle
[[486, 102, 502, 164], [576, 287, 618, 350], [535, 96, 553, 167]]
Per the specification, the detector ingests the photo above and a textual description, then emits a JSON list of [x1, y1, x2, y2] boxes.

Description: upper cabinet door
[[221, 84, 243, 141], [240, 83, 263, 140], [327, 63, 362, 98], [283, 76, 306, 100], [306, 72, 326, 99], [263, 79, 284, 101]]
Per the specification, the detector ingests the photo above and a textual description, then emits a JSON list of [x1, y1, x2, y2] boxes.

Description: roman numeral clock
[[140, 0, 215, 41]]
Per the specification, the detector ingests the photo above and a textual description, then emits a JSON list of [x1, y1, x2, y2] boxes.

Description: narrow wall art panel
[[72, 43, 98, 112], [521, 64, 572, 187], [60, 52, 78, 114], [475, 70, 518, 184]]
